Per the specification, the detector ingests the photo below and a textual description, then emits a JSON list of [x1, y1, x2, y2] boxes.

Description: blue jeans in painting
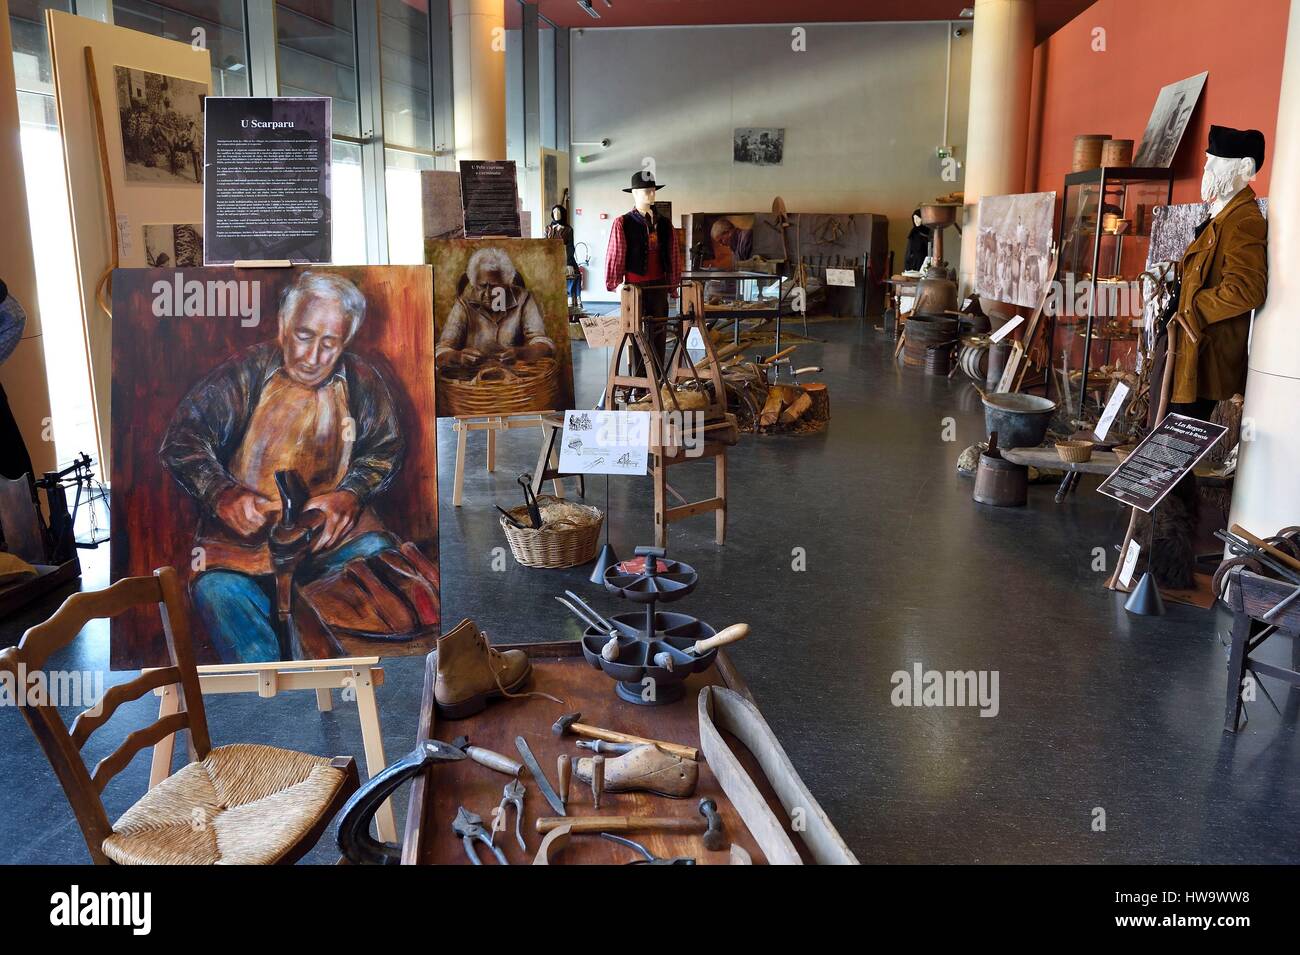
[[192, 531, 396, 663]]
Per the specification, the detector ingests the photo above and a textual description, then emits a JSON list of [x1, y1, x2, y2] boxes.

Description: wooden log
[[798, 382, 831, 432], [779, 392, 813, 424], [758, 390, 785, 428]]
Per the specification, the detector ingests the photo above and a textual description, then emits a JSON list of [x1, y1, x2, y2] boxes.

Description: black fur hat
[[1207, 125, 1265, 173]]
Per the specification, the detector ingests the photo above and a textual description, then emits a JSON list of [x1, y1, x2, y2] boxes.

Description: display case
[[1054, 167, 1173, 422]]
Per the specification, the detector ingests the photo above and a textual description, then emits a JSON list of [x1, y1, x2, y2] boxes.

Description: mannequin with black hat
[[604, 170, 683, 380], [1160, 124, 1269, 418]]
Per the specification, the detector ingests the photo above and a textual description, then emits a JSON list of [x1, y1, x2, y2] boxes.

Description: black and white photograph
[[974, 191, 1055, 309], [733, 127, 784, 165], [114, 66, 205, 184], [1132, 71, 1208, 168], [142, 223, 202, 267]]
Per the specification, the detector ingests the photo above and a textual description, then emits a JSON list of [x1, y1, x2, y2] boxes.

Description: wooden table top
[[1002, 446, 1121, 475], [402, 640, 808, 865]]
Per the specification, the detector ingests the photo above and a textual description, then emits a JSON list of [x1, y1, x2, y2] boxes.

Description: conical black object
[[589, 542, 618, 585], [1124, 571, 1166, 616]]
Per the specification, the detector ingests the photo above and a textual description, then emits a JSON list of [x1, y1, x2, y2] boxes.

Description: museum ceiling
[[512, 0, 1098, 42]]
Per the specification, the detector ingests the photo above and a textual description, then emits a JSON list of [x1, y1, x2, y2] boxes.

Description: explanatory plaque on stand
[[204, 97, 332, 264], [459, 160, 521, 238], [1096, 413, 1227, 513]]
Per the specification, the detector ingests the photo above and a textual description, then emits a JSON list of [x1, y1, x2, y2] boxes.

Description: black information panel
[[203, 97, 332, 264], [1097, 413, 1227, 512], [459, 160, 521, 238]]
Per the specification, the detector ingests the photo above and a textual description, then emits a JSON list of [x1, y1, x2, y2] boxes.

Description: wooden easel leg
[[148, 685, 181, 788], [715, 450, 728, 546], [486, 425, 497, 473], [351, 666, 397, 843], [315, 687, 333, 712], [452, 422, 468, 507], [549, 432, 566, 500], [532, 428, 552, 496]]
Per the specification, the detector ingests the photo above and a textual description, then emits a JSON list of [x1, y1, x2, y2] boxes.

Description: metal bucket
[[973, 453, 1028, 507], [981, 392, 1057, 449]]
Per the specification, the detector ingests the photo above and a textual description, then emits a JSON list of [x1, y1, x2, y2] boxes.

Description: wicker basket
[[1056, 439, 1095, 463], [441, 358, 561, 417], [500, 495, 603, 569], [1113, 444, 1135, 463]]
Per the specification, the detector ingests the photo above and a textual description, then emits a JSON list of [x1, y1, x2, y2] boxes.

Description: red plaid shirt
[[605, 211, 682, 294]]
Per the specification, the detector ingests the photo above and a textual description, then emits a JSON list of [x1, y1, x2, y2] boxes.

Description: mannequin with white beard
[[1163, 125, 1268, 419]]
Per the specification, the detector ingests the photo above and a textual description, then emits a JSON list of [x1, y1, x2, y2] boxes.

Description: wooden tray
[[401, 640, 811, 865]]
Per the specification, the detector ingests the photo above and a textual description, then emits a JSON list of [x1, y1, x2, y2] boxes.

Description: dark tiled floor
[[3, 318, 1297, 864]]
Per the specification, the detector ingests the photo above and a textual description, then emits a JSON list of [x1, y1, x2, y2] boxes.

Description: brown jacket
[[1172, 186, 1267, 403]]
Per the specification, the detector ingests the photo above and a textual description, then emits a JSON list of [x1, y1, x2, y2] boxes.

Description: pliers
[[492, 778, 526, 852], [452, 806, 509, 865]]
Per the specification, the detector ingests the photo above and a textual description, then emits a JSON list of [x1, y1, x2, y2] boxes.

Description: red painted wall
[[1031, 0, 1290, 203]]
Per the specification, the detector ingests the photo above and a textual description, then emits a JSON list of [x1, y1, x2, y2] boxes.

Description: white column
[[960, 0, 1035, 292], [0, 2, 56, 478], [1229, 0, 1300, 535], [452, 0, 506, 161]]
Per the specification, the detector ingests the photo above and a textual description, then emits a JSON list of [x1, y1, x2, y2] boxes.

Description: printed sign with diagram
[[558, 410, 650, 476]]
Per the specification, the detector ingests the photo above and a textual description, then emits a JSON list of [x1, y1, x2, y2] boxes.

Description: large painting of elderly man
[[425, 238, 574, 418], [110, 266, 439, 669]]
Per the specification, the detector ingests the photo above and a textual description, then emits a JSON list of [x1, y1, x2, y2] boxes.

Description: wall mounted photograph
[[734, 127, 784, 166], [1132, 71, 1209, 168], [425, 238, 573, 418], [143, 223, 202, 267], [974, 192, 1055, 309], [110, 265, 440, 669], [114, 66, 205, 184]]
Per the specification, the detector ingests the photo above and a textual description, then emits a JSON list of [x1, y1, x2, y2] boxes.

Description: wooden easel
[[606, 283, 732, 547], [149, 655, 398, 842], [451, 412, 574, 506]]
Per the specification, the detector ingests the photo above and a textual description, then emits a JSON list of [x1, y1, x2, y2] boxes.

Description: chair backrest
[[0, 566, 210, 863]]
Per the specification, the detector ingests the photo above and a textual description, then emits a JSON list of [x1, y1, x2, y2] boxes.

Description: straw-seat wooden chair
[[0, 566, 358, 864]]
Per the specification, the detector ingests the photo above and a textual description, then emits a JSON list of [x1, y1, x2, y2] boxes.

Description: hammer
[[551, 712, 699, 762], [652, 623, 750, 672], [698, 798, 726, 851]]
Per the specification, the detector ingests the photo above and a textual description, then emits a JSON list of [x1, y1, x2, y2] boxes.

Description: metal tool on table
[[551, 711, 699, 761], [491, 779, 526, 852], [515, 735, 567, 816], [453, 806, 509, 865], [590, 754, 605, 809], [556, 754, 571, 804], [336, 739, 467, 865], [535, 815, 706, 835], [532, 824, 696, 865], [653, 623, 750, 672], [516, 473, 543, 528], [556, 591, 621, 661], [451, 735, 524, 776], [575, 739, 639, 755], [698, 798, 726, 851]]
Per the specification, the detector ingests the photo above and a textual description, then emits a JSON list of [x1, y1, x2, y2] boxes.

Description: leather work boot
[[434, 619, 531, 719], [575, 744, 698, 798]]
